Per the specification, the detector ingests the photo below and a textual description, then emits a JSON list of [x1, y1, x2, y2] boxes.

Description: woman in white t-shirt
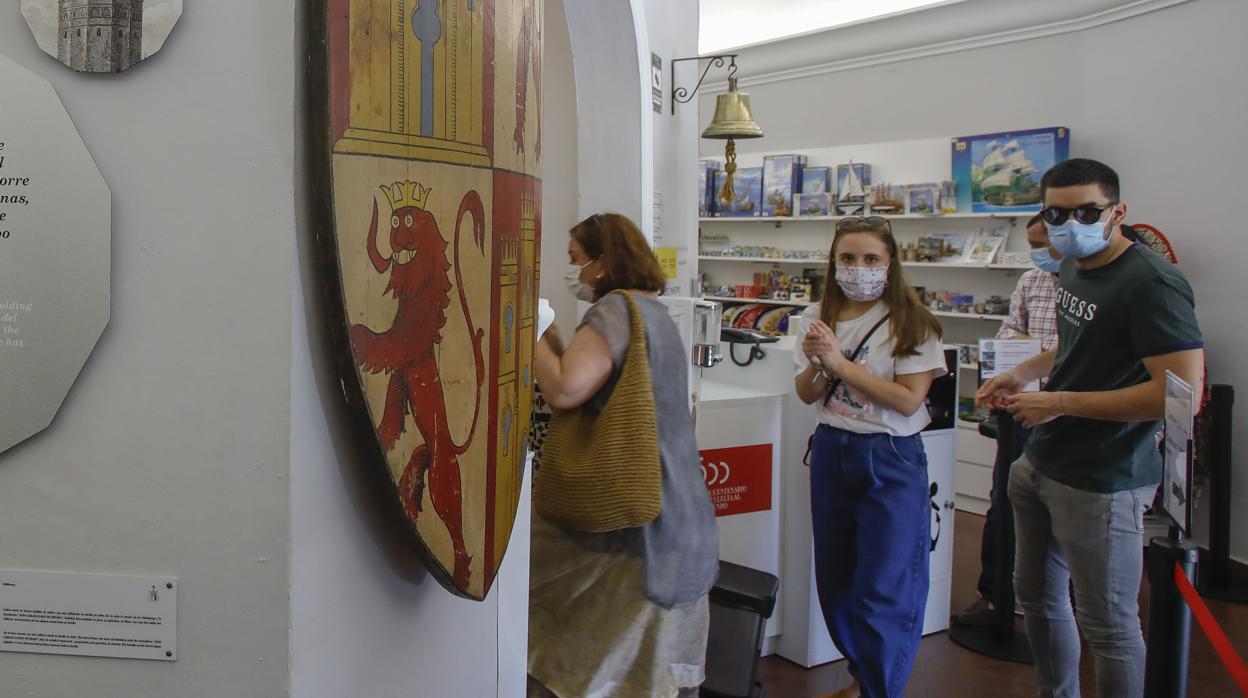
[[793, 217, 946, 698]]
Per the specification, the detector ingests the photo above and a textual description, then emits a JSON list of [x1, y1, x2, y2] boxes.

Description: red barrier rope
[[1173, 562, 1248, 696]]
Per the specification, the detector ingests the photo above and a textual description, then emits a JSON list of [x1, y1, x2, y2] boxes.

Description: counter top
[[701, 379, 787, 405]]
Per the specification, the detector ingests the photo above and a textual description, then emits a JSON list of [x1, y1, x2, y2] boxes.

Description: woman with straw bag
[[528, 213, 718, 698]]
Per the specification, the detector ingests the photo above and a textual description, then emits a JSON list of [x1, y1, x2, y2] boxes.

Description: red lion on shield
[[350, 181, 485, 588]]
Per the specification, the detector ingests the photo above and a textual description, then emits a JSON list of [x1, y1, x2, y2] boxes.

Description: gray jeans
[[1009, 456, 1157, 698]]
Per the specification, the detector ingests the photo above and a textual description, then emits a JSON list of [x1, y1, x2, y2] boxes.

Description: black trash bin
[[701, 560, 780, 698]]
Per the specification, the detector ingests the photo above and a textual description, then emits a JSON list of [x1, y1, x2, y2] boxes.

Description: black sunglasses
[[836, 216, 893, 233], [1040, 202, 1118, 226]]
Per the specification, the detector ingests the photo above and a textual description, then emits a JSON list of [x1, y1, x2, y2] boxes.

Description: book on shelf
[[802, 167, 831, 195], [795, 192, 832, 217], [964, 226, 1009, 265], [905, 183, 941, 215], [921, 231, 975, 262], [716, 166, 763, 217], [762, 154, 806, 217], [698, 160, 720, 218]]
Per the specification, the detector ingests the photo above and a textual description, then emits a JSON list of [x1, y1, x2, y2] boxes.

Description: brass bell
[[702, 78, 764, 140]]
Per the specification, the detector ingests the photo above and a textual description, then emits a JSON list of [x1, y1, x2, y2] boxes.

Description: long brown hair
[[819, 220, 942, 357], [570, 213, 666, 298]]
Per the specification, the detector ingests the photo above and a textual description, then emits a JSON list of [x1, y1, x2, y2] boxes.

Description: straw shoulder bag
[[534, 291, 662, 532]]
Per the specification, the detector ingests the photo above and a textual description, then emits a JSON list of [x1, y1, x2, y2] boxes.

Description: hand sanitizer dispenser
[[693, 300, 724, 368]]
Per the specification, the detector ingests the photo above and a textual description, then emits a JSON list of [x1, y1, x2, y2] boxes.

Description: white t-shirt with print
[[793, 301, 948, 436]]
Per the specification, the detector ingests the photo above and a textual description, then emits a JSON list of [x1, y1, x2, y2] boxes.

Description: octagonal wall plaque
[[0, 52, 111, 455], [21, 0, 183, 74]]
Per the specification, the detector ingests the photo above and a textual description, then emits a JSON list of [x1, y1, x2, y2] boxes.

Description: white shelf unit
[[703, 295, 812, 308], [699, 255, 826, 264], [699, 213, 1022, 223], [699, 255, 1031, 271], [931, 310, 1009, 322], [704, 295, 1009, 320]]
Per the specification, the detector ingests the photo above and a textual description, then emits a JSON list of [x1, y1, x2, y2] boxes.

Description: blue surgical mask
[[1046, 218, 1111, 260], [1030, 249, 1062, 274]]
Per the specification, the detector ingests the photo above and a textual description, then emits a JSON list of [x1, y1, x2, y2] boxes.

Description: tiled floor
[[757, 510, 1248, 697]]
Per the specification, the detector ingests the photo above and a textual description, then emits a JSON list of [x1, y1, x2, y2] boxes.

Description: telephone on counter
[[720, 327, 780, 345], [720, 327, 779, 367]]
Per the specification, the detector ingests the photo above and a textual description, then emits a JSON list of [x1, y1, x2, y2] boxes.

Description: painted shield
[[309, 0, 541, 600]]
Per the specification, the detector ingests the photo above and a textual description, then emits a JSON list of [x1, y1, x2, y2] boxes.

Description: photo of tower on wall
[[21, 0, 182, 73], [59, 0, 143, 72]]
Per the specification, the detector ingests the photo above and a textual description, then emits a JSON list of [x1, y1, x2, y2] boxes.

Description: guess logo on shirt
[[1055, 286, 1098, 326]]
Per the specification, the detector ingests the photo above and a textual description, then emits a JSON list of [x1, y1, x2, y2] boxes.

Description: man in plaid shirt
[[954, 214, 1061, 626]]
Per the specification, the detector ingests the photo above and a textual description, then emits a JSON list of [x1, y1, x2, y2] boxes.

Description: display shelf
[[700, 213, 1030, 223], [931, 310, 1008, 322], [698, 255, 826, 264], [698, 256, 1031, 271], [702, 301, 1005, 317], [904, 262, 1031, 271], [703, 295, 812, 308]]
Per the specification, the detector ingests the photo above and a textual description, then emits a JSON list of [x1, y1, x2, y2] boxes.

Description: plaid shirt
[[997, 268, 1059, 351]]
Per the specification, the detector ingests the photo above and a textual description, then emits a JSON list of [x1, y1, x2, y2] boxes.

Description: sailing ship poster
[[952, 127, 1069, 213]]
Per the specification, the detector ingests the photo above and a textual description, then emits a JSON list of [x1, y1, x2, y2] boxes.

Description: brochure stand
[[1144, 372, 1199, 697], [1195, 385, 1246, 603]]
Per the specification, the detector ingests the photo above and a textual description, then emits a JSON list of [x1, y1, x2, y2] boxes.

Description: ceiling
[[698, 0, 964, 54]]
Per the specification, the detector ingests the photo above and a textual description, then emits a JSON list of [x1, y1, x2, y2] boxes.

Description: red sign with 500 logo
[[699, 444, 773, 517]]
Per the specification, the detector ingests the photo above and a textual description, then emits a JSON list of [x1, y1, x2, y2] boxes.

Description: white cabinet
[[697, 385, 786, 642], [922, 429, 958, 633]]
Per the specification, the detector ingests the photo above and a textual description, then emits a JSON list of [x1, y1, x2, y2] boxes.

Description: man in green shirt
[[977, 159, 1204, 698]]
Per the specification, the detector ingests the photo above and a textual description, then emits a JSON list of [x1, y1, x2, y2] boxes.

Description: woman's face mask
[[835, 265, 888, 302], [564, 261, 596, 302]]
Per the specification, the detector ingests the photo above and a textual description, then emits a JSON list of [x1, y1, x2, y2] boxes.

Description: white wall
[[288, 265, 532, 697], [646, 0, 701, 297], [544, 0, 699, 323], [563, 0, 649, 228], [0, 1, 294, 695], [701, 0, 1248, 560], [539, 0, 579, 336], [0, 0, 697, 693]]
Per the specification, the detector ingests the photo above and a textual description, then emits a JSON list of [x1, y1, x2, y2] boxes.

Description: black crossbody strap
[[822, 313, 892, 407]]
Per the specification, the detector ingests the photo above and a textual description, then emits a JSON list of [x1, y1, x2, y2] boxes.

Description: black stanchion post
[[1144, 529, 1198, 698], [949, 411, 1033, 664]]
